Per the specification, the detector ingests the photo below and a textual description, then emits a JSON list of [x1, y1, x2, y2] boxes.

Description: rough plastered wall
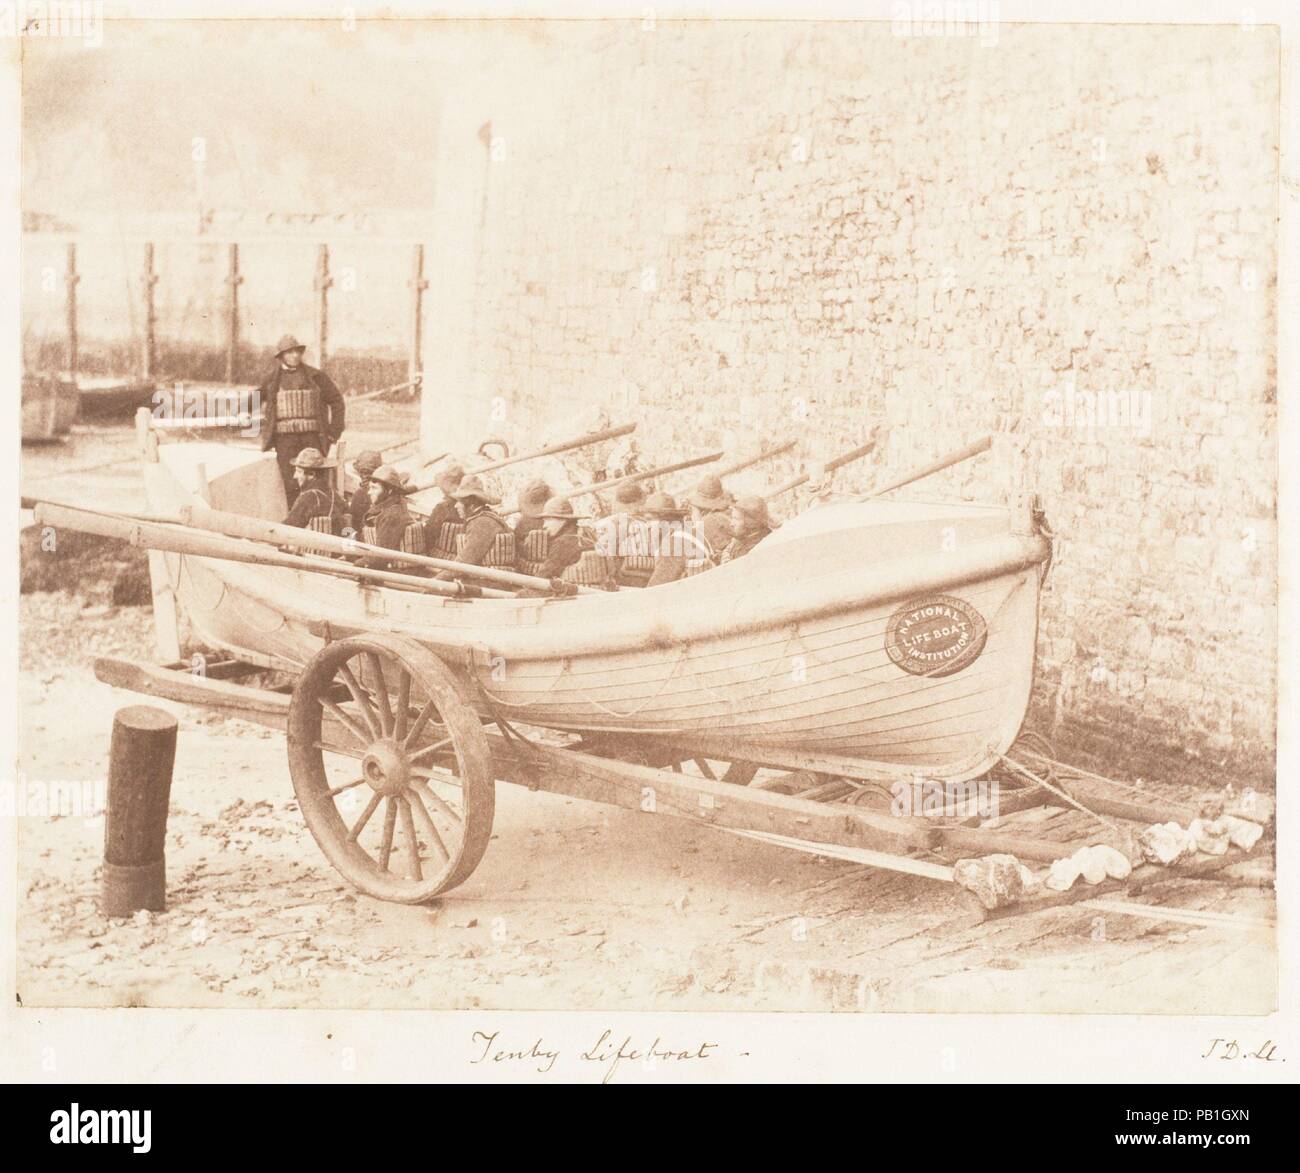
[[422, 21, 1279, 786]]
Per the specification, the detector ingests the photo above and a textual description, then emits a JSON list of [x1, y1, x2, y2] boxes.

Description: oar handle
[[860, 434, 993, 499]]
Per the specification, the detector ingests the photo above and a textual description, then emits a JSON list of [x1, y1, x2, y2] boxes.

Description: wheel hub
[[362, 739, 411, 796]]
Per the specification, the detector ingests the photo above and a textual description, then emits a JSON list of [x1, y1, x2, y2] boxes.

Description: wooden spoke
[[348, 792, 382, 842], [413, 778, 464, 825], [407, 735, 454, 764], [338, 663, 381, 741], [398, 794, 422, 881], [394, 669, 412, 743], [406, 786, 451, 864], [402, 699, 442, 750], [327, 776, 368, 798], [377, 797, 398, 871], [365, 652, 395, 736], [314, 740, 364, 760], [321, 699, 373, 749], [409, 766, 463, 786]]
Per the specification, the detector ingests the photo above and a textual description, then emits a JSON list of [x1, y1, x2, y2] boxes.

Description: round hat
[[369, 464, 407, 493], [290, 447, 336, 471], [614, 481, 646, 506], [689, 474, 733, 511], [643, 492, 685, 518], [434, 462, 466, 494], [519, 478, 554, 517], [275, 334, 306, 357], [538, 496, 585, 521], [350, 449, 383, 477], [450, 473, 501, 504], [732, 494, 779, 529]]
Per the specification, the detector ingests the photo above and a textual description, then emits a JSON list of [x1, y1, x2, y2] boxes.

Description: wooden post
[[314, 243, 332, 368], [101, 705, 178, 917], [64, 243, 79, 383], [408, 243, 427, 392], [224, 243, 242, 382], [141, 243, 158, 381]]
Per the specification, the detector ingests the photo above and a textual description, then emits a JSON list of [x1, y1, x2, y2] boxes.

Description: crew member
[[282, 448, 346, 535], [360, 464, 414, 570], [258, 334, 346, 504], [686, 474, 734, 564], [719, 495, 778, 563], [346, 449, 383, 538], [423, 461, 466, 557], [642, 492, 690, 587], [533, 497, 589, 582], [513, 478, 554, 574], [435, 473, 516, 578]]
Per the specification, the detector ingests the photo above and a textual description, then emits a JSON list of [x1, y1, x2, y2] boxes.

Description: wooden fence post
[[101, 706, 178, 917], [64, 243, 79, 383], [408, 243, 427, 392], [141, 242, 158, 381], [314, 243, 332, 367], [225, 243, 242, 382]]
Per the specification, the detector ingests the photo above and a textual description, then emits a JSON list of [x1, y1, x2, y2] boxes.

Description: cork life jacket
[[518, 527, 550, 578], [430, 520, 466, 560], [561, 527, 612, 587], [272, 367, 326, 435], [292, 485, 346, 537], [454, 509, 517, 570]]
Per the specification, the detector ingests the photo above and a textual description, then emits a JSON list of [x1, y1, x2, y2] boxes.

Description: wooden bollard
[[102, 706, 178, 917]]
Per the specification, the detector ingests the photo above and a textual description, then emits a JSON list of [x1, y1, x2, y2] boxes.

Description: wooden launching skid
[[93, 650, 1274, 928]]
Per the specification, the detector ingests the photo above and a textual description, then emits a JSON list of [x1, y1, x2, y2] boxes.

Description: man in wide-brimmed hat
[[421, 460, 466, 555], [687, 473, 734, 563], [434, 473, 516, 578], [359, 464, 414, 570], [534, 496, 591, 582], [512, 477, 555, 544], [345, 449, 384, 538], [642, 492, 693, 588], [282, 447, 346, 535], [720, 494, 779, 563], [257, 334, 346, 504]]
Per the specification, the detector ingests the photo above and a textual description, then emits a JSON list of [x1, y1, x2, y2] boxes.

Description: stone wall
[[421, 20, 1279, 786]]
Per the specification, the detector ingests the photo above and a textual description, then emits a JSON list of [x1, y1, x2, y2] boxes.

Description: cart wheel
[[287, 634, 495, 903]]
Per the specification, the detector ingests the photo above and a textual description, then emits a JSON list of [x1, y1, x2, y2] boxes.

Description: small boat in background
[[74, 374, 160, 420], [21, 373, 79, 443]]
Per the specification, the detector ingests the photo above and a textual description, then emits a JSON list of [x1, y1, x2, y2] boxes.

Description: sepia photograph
[[1, 0, 1294, 1102]]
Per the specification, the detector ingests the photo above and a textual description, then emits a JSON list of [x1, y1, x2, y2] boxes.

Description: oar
[[665, 440, 796, 491], [178, 506, 597, 596], [549, 450, 724, 507], [407, 422, 638, 493], [857, 434, 993, 499], [32, 502, 515, 599], [765, 433, 882, 501], [472, 421, 636, 475], [21, 495, 182, 525]]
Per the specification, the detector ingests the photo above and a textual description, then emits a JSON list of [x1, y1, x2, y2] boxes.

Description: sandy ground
[[14, 592, 1277, 1015], [15, 412, 1278, 1014]]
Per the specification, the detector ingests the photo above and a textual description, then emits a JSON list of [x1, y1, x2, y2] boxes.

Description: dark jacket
[[720, 527, 771, 563], [347, 483, 372, 538], [257, 362, 345, 450], [360, 494, 412, 569], [283, 481, 346, 534], [435, 507, 511, 579], [423, 498, 461, 552]]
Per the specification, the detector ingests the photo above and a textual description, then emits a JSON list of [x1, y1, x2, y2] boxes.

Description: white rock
[[1138, 821, 1194, 866], [1220, 815, 1264, 851], [1045, 856, 1082, 892], [1189, 818, 1230, 856]]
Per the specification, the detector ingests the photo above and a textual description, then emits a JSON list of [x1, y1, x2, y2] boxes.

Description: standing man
[[282, 448, 346, 535], [258, 334, 345, 504]]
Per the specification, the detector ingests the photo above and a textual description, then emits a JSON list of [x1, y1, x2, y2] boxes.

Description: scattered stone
[[132, 909, 153, 927], [953, 854, 1038, 909], [1138, 822, 1195, 866], [1219, 815, 1264, 852], [1188, 818, 1230, 856]]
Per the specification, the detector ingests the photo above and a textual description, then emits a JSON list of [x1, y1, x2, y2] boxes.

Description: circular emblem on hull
[[885, 595, 988, 678]]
